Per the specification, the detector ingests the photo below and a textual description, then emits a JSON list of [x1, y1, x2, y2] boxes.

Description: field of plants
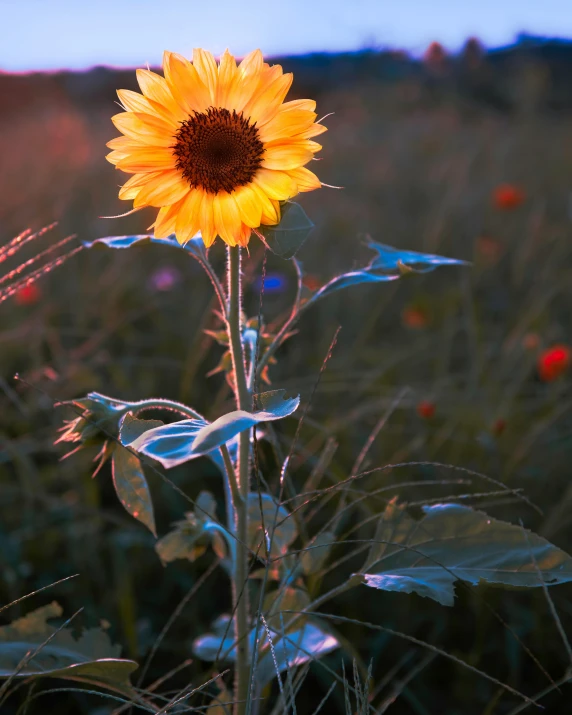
[[2, 40, 572, 714]]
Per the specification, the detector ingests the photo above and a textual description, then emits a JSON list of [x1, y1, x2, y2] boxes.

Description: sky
[[2, 0, 572, 71]]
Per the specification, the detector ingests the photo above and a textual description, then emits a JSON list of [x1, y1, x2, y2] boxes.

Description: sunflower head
[[107, 49, 326, 248]]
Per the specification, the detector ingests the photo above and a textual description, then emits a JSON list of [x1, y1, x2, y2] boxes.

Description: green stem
[[226, 246, 251, 715]]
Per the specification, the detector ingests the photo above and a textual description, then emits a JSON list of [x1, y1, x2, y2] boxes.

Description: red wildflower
[[417, 400, 436, 419], [492, 184, 526, 211], [402, 306, 429, 329], [15, 283, 41, 306], [537, 345, 571, 382]]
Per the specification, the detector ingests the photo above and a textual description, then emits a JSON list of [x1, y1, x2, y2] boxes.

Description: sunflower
[[106, 49, 326, 247]]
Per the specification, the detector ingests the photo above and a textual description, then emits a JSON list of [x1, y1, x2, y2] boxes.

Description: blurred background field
[[2, 36, 572, 713]]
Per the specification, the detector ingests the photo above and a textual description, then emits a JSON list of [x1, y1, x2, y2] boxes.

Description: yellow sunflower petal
[[117, 89, 157, 115], [106, 149, 131, 166], [246, 73, 293, 126], [251, 183, 280, 225], [236, 222, 252, 247], [234, 185, 263, 228], [134, 169, 190, 208], [216, 49, 239, 108], [297, 123, 328, 139], [174, 188, 203, 243], [153, 197, 187, 238], [136, 69, 186, 122], [193, 48, 218, 103], [258, 109, 318, 143], [305, 140, 322, 153], [115, 146, 177, 172], [199, 191, 217, 247], [227, 49, 265, 111], [213, 192, 242, 246], [287, 166, 322, 193], [238, 49, 264, 78], [262, 143, 314, 171], [106, 136, 146, 151], [117, 89, 180, 128], [280, 98, 317, 112], [111, 112, 175, 147], [118, 172, 161, 200], [253, 168, 297, 201], [163, 51, 211, 114]]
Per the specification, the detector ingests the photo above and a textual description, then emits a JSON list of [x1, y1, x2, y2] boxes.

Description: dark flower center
[[173, 107, 264, 194]]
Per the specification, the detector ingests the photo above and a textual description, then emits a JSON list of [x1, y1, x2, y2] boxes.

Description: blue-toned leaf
[[0, 602, 138, 694], [256, 621, 339, 688], [191, 390, 300, 454], [366, 239, 469, 274], [258, 202, 314, 259], [84, 233, 210, 263], [359, 502, 572, 606], [192, 614, 339, 688], [112, 414, 163, 536], [128, 418, 234, 474], [193, 631, 237, 663], [129, 417, 209, 469], [308, 270, 399, 304], [129, 391, 296, 469]]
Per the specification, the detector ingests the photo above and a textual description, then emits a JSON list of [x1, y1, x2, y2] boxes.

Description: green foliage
[[84, 232, 210, 265], [127, 391, 299, 470], [360, 501, 572, 606], [128, 417, 223, 469], [365, 239, 470, 274], [192, 614, 339, 688], [301, 238, 468, 306], [257, 202, 314, 259], [112, 413, 163, 536], [0, 602, 137, 694], [192, 390, 300, 454], [155, 498, 227, 565]]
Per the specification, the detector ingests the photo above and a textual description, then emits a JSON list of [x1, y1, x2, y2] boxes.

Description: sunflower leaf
[[192, 615, 339, 688], [299, 240, 467, 306], [256, 620, 339, 688], [84, 233, 210, 263], [128, 417, 233, 471], [258, 202, 314, 259], [358, 502, 572, 606], [156, 514, 209, 564], [365, 239, 469, 274], [191, 390, 300, 454], [113, 414, 162, 536], [0, 602, 138, 695]]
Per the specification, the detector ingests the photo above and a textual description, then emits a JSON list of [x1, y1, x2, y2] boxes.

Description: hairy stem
[[226, 246, 252, 715], [131, 398, 204, 421]]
